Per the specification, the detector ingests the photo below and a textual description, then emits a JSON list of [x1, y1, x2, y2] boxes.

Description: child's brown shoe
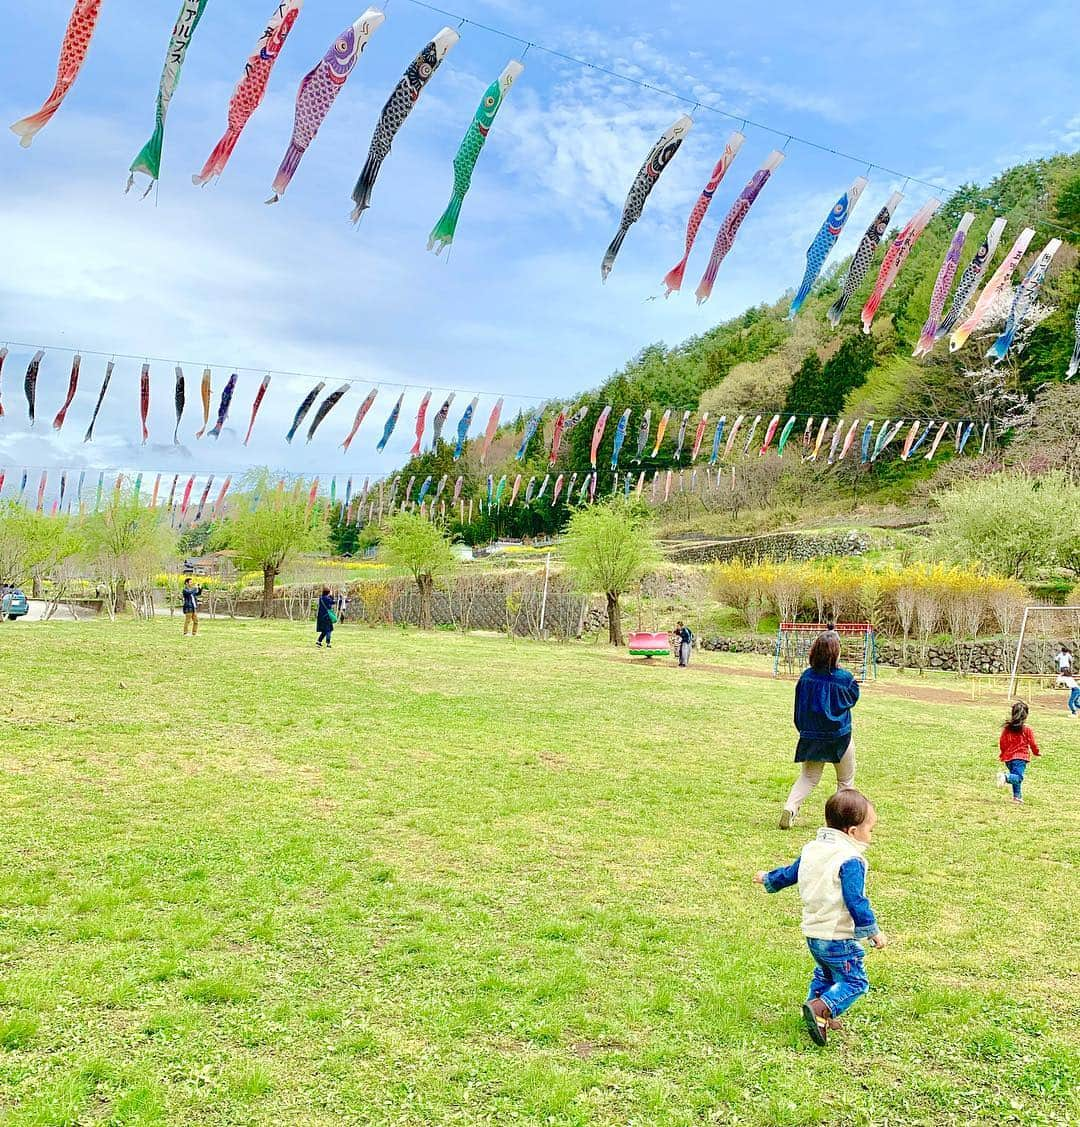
[[802, 999, 830, 1045]]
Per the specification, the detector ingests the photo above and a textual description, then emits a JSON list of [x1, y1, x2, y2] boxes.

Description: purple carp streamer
[[663, 130, 744, 296], [827, 191, 903, 328], [950, 227, 1036, 352], [173, 365, 186, 444], [788, 176, 867, 318], [602, 115, 693, 282], [24, 351, 44, 426], [351, 27, 459, 220], [432, 394, 455, 449], [696, 151, 785, 305], [194, 1, 304, 185], [1068, 302, 1080, 379], [377, 392, 405, 451], [913, 212, 975, 357], [987, 239, 1062, 363], [128, 0, 210, 194], [286, 381, 325, 443], [342, 389, 377, 451], [307, 382, 349, 442], [268, 10, 385, 204], [83, 359, 113, 442], [936, 216, 1007, 341], [11, 0, 104, 147], [208, 372, 238, 438], [52, 354, 82, 431], [244, 375, 271, 445], [861, 198, 940, 334]]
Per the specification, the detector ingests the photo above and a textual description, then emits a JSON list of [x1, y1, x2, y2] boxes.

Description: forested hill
[[384, 152, 1079, 542]]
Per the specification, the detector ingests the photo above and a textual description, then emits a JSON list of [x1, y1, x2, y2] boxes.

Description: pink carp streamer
[[759, 414, 781, 454], [244, 375, 271, 445], [479, 398, 503, 465], [860, 198, 940, 334], [590, 405, 612, 468], [342, 389, 378, 451], [696, 151, 785, 305], [52, 354, 82, 430], [10, 0, 104, 147], [949, 227, 1035, 352], [194, 1, 304, 185], [140, 363, 151, 443], [411, 392, 432, 456], [663, 131, 745, 296], [690, 413, 709, 463], [913, 212, 974, 357], [267, 10, 385, 203], [548, 409, 567, 466]]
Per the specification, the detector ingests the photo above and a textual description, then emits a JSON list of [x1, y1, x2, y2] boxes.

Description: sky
[[0, 0, 1077, 496]]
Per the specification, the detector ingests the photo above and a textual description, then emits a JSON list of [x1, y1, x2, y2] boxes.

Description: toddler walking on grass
[[754, 790, 886, 1046], [996, 701, 1040, 804]]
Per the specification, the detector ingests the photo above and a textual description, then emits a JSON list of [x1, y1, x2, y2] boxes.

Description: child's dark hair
[[1004, 700, 1029, 732], [808, 633, 840, 674], [825, 789, 873, 833]]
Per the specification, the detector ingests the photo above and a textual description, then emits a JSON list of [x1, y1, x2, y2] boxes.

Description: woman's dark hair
[[808, 633, 840, 674], [1004, 700, 1029, 732], [322, 586, 331, 596], [825, 789, 873, 832]]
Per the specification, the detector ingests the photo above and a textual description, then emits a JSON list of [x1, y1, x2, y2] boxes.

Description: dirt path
[[605, 653, 1065, 710]]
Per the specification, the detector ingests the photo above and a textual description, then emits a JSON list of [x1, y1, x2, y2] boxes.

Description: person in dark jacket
[[182, 577, 204, 637], [675, 621, 692, 667], [780, 632, 860, 829], [316, 587, 336, 648]]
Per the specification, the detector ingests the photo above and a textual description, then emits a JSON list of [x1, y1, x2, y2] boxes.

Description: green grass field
[[0, 620, 1076, 1126]]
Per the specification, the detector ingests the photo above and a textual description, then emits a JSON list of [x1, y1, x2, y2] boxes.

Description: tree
[[212, 471, 329, 617], [785, 353, 824, 416], [934, 472, 1080, 579], [0, 504, 84, 594], [562, 499, 660, 646], [380, 512, 456, 629], [82, 493, 177, 615]]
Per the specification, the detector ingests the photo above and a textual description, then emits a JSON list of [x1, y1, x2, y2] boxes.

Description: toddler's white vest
[[798, 828, 868, 940]]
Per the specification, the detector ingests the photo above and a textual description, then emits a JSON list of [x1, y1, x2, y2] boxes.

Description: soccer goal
[[1007, 605, 1080, 699], [773, 623, 877, 682]]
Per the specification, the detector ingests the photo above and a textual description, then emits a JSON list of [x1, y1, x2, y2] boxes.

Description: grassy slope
[[0, 620, 1076, 1126]]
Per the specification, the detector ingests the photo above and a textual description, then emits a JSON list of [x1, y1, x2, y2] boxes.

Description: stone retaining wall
[[666, 530, 871, 565]]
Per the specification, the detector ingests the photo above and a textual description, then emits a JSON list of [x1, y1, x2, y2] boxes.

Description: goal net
[[773, 623, 877, 682], [1007, 606, 1080, 699]]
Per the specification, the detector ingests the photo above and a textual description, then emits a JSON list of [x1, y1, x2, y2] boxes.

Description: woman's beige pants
[[784, 743, 856, 816]]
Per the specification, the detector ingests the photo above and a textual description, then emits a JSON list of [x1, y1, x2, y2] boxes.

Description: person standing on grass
[[182, 577, 204, 637], [1055, 645, 1074, 677], [754, 789, 886, 1046], [780, 631, 859, 830], [316, 586, 336, 649], [675, 621, 693, 667], [1060, 674, 1080, 718], [996, 701, 1041, 803]]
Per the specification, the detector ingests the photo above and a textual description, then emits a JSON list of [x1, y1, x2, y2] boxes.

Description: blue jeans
[[1003, 758, 1027, 800], [806, 938, 869, 1018], [1069, 688, 1080, 715]]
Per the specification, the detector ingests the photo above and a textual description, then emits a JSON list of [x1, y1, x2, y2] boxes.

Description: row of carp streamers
[[0, 348, 1002, 470], [0, 404, 999, 528]]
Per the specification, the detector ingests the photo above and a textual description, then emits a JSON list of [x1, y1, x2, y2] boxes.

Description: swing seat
[[629, 632, 670, 658]]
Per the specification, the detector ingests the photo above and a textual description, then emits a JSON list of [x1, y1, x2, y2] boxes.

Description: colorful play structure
[[774, 622, 877, 682], [628, 631, 672, 658]]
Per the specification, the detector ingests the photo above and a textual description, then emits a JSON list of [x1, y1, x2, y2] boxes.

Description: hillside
[[383, 153, 1080, 545]]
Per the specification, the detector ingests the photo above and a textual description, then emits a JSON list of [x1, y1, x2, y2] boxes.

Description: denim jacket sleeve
[[839, 857, 878, 939], [763, 857, 800, 893]]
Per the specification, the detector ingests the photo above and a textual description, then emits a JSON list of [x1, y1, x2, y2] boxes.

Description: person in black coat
[[316, 586, 336, 648]]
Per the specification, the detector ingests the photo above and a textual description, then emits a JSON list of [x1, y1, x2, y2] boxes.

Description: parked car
[[1, 587, 30, 621]]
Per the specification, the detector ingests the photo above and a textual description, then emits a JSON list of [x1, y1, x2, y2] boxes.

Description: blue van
[[1, 587, 30, 621]]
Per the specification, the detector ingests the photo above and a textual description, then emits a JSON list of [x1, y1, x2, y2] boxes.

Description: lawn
[[0, 620, 1076, 1126]]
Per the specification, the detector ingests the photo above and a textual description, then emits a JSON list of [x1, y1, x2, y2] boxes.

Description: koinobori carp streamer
[[602, 114, 693, 283], [351, 27, 458, 220], [913, 211, 975, 357], [827, 191, 903, 328], [52, 354, 82, 431], [788, 176, 867, 318], [429, 60, 523, 254], [267, 10, 385, 203], [663, 131, 744, 296], [861, 198, 940, 334], [194, 1, 303, 185], [128, 0, 211, 195]]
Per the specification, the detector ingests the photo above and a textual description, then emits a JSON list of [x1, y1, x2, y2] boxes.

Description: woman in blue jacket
[[780, 631, 860, 829], [316, 586, 336, 648]]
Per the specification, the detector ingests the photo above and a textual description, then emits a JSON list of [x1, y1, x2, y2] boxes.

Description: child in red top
[[996, 701, 1040, 804]]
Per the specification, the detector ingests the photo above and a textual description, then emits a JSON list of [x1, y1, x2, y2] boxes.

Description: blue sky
[[1, 0, 1077, 493]]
